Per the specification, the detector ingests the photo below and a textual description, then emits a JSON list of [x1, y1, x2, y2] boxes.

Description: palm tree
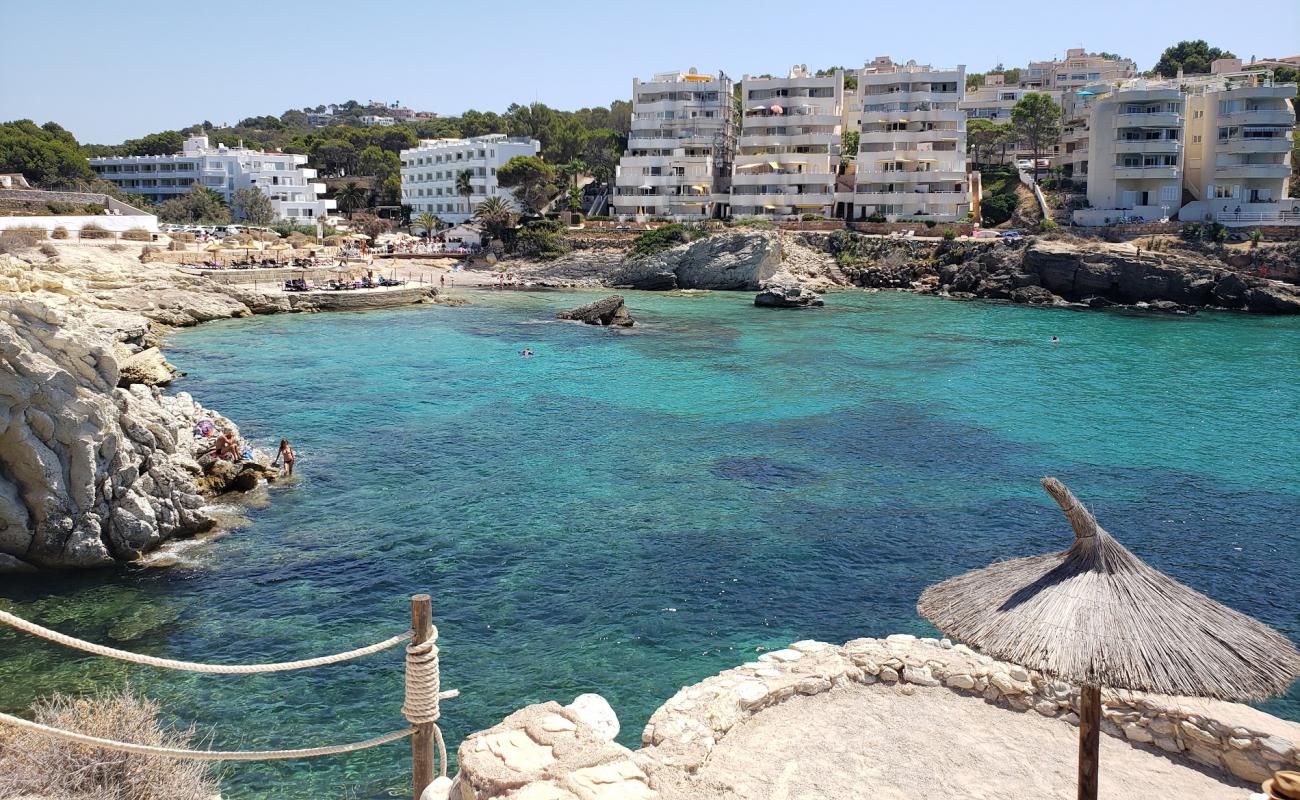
[[560, 159, 587, 189], [456, 169, 474, 218], [473, 196, 515, 241], [335, 182, 367, 218], [413, 212, 442, 238]]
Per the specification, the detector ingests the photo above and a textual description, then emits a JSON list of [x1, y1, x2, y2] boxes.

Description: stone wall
[[848, 221, 977, 237], [434, 634, 1299, 799]]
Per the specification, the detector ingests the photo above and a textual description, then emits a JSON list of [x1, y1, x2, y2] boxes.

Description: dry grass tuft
[[120, 228, 153, 242], [79, 223, 112, 240], [0, 689, 220, 800], [39, 243, 58, 258], [0, 230, 42, 254]]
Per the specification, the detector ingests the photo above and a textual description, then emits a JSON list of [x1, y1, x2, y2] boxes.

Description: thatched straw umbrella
[[918, 477, 1300, 800]]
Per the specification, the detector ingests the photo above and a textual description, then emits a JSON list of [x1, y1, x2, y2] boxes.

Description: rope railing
[[0, 594, 453, 800], [0, 609, 413, 673]]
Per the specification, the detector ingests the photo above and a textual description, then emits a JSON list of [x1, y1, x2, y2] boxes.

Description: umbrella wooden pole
[[1078, 684, 1101, 800]]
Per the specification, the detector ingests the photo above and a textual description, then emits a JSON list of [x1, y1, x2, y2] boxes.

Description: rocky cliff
[[816, 232, 1300, 314], [513, 230, 840, 292], [514, 229, 1300, 314], [0, 246, 283, 571]]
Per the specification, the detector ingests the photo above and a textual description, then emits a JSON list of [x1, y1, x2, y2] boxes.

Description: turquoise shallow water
[[2, 290, 1298, 798]]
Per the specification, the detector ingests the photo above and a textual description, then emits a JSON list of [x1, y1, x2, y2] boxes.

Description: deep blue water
[[2, 290, 1297, 798]]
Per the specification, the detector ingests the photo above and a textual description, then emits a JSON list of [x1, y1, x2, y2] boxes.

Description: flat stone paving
[[653, 683, 1257, 800]]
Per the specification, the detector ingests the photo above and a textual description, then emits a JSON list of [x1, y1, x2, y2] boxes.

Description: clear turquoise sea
[[2, 290, 1298, 798]]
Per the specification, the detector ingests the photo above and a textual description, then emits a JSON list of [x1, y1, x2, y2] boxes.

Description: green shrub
[[1249, 228, 1262, 248], [79, 223, 112, 239], [835, 250, 858, 267], [50, 226, 68, 239], [515, 218, 569, 259], [866, 211, 886, 223], [942, 228, 957, 240], [121, 228, 152, 241], [924, 219, 937, 229], [1039, 219, 1059, 232], [1179, 222, 1204, 241], [631, 223, 695, 257], [801, 213, 822, 221], [981, 193, 1019, 226], [1212, 223, 1229, 243]]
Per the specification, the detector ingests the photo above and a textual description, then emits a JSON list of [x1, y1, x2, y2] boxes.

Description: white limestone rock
[[565, 694, 620, 742]]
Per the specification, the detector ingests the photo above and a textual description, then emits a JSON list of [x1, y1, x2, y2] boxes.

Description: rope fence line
[[0, 712, 416, 761], [0, 609, 412, 673], [0, 595, 455, 799]]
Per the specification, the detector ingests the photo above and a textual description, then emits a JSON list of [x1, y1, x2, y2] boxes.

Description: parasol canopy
[[918, 477, 1300, 701]]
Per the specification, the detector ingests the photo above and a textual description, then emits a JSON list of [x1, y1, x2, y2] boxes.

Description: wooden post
[[1078, 684, 1101, 800], [411, 594, 434, 800]]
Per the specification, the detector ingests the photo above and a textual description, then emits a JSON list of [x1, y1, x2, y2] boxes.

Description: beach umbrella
[[917, 477, 1300, 800], [268, 241, 292, 264]]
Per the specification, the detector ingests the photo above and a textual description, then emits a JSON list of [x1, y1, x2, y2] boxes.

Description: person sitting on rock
[[213, 430, 240, 461]]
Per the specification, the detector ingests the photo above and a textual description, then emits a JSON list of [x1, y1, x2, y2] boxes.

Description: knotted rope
[[402, 631, 450, 776], [0, 609, 411, 673]]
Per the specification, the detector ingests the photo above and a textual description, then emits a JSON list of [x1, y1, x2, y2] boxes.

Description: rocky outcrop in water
[[754, 285, 825, 308], [0, 247, 286, 571], [816, 231, 1300, 314], [556, 295, 635, 327]]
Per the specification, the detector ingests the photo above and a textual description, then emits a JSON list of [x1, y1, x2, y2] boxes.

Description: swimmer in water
[[520, 348, 534, 357], [1051, 336, 1060, 344]]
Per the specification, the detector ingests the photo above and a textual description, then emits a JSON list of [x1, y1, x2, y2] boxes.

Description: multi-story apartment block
[[849, 58, 971, 220], [960, 74, 1060, 123], [1055, 85, 1109, 182], [730, 66, 843, 218], [613, 69, 737, 220], [1021, 48, 1137, 93], [90, 135, 335, 222], [360, 115, 395, 127], [1075, 85, 1185, 223], [400, 134, 541, 223], [1182, 80, 1297, 223]]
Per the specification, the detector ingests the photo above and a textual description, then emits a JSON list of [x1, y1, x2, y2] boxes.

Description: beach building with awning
[[613, 69, 737, 221], [730, 66, 843, 219]]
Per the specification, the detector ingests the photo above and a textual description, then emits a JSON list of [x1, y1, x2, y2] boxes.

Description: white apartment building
[[849, 58, 971, 220], [614, 69, 737, 220], [90, 135, 335, 222], [400, 134, 541, 223], [731, 66, 843, 218], [1182, 80, 1297, 224], [360, 115, 396, 127], [1022, 49, 1137, 93], [1074, 85, 1185, 224]]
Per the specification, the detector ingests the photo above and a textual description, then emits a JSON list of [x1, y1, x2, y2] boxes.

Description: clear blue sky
[[2, 0, 1296, 144]]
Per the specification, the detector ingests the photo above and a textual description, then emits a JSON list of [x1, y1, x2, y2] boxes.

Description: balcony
[[854, 189, 968, 205], [1219, 110, 1294, 127], [1114, 112, 1181, 128], [738, 133, 839, 148], [1114, 140, 1182, 154], [730, 192, 834, 208], [1212, 163, 1291, 179], [1219, 136, 1292, 155], [1113, 166, 1179, 179]]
